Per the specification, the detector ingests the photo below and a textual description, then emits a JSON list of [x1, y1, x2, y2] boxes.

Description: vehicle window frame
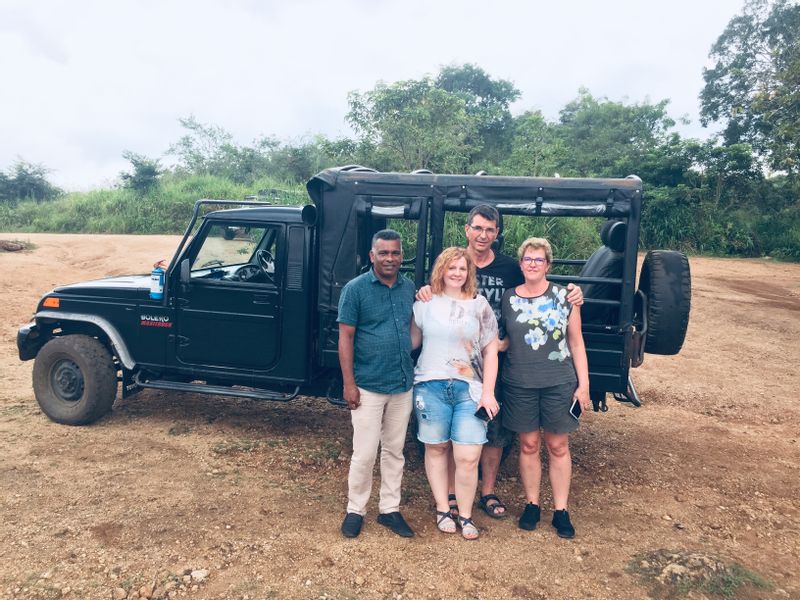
[[187, 221, 282, 288]]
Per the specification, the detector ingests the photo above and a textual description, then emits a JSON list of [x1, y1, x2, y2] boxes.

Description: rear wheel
[[32, 335, 118, 425], [638, 250, 691, 355]]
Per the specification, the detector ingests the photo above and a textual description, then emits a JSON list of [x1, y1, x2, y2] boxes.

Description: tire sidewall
[[32, 335, 117, 425], [639, 250, 691, 356]]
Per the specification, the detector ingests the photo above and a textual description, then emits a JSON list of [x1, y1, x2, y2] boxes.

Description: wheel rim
[[50, 359, 85, 402]]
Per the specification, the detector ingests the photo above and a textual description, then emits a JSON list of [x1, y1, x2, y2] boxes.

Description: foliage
[[346, 77, 479, 173], [3, 57, 799, 260], [266, 136, 335, 183], [166, 116, 337, 184], [0, 171, 9, 203], [435, 64, 520, 164], [119, 151, 163, 195], [500, 110, 566, 177], [0, 174, 306, 234], [0, 160, 62, 203], [756, 200, 800, 259], [555, 89, 678, 178], [167, 116, 277, 183], [700, 0, 800, 175]]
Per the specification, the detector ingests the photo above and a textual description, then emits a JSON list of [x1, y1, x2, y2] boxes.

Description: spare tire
[[638, 250, 691, 355]]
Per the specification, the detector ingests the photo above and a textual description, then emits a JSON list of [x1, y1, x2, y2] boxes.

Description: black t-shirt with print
[[476, 251, 523, 319]]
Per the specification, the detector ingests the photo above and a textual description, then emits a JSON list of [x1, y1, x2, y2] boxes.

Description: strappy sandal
[[479, 494, 507, 519], [448, 493, 459, 517], [436, 511, 457, 534], [458, 516, 480, 540]]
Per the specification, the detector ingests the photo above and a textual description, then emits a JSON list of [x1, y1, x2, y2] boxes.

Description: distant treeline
[[1, 1, 797, 259]]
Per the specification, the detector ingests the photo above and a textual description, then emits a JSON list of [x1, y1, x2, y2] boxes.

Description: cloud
[[0, 0, 743, 188]]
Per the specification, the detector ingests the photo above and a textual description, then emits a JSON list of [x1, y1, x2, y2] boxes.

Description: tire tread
[[639, 250, 691, 355], [32, 335, 118, 425]]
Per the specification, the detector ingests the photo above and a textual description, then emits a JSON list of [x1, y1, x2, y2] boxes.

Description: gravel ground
[[1, 234, 798, 600]]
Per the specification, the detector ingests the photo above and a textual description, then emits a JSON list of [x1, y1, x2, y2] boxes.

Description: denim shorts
[[413, 379, 488, 445]]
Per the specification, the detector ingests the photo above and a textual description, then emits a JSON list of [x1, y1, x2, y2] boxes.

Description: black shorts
[[501, 381, 579, 435]]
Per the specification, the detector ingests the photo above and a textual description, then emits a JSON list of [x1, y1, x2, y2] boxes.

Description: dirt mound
[[629, 549, 771, 598], [0, 239, 27, 252]]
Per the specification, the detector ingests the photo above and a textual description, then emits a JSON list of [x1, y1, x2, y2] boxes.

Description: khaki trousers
[[347, 387, 413, 516]]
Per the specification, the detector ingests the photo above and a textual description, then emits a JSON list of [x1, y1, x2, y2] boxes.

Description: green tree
[[346, 78, 479, 173], [700, 0, 800, 175], [689, 141, 762, 208], [555, 89, 679, 179], [268, 137, 334, 182], [119, 151, 163, 195], [435, 64, 520, 165], [168, 116, 236, 174], [501, 110, 565, 176], [167, 116, 277, 183], [317, 136, 369, 167], [0, 171, 11, 203], [1, 160, 62, 202]]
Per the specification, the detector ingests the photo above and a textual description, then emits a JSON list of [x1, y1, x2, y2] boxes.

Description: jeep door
[[174, 222, 281, 371]]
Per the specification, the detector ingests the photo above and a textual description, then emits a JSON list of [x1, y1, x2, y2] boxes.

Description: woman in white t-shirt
[[410, 247, 499, 540]]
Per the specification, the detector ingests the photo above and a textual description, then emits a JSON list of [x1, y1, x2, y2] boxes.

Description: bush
[[758, 205, 800, 260]]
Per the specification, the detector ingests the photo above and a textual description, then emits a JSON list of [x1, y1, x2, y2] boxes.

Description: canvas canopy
[[306, 166, 642, 313]]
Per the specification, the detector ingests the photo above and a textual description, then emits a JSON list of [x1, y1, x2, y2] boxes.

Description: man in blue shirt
[[337, 229, 416, 538]]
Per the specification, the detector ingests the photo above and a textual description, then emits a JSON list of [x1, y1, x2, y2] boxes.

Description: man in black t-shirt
[[418, 205, 583, 519]]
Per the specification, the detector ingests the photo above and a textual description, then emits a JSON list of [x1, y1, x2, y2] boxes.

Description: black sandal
[[448, 493, 459, 517], [479, 494, 507, 519], [436, 510, 457, 533], [458, 516, 480, 540]]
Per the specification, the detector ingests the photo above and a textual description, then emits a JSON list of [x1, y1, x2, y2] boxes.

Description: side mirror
[[180, 259, 191, 286]]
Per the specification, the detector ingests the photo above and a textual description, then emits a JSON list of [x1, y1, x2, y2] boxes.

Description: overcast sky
[[1, 0, 743, 190]]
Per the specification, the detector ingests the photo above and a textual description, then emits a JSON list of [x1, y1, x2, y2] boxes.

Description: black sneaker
[[376, 511, 415, 538], [552, 509, 575, 539], [341, 512, 363, 538], [518, 503, 541, 530]]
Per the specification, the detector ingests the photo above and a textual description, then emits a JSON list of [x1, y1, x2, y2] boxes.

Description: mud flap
[[121, 369, 143, 399]]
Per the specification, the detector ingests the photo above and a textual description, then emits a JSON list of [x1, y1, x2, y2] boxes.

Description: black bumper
[[17, 322, 43, 361]]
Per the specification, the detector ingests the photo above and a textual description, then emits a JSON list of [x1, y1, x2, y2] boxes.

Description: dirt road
[[1, 234, 798, 600]]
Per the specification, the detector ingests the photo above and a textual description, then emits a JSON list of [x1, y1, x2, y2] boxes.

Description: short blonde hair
[[517, 237, 553, 263], [430, 247, 477, 298]]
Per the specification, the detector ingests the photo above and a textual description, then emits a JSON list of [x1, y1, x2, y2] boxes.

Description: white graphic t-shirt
[[413, 294, 499, 402]]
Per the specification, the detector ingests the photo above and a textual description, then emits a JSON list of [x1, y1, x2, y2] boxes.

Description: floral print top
[[499, 284, 577, 388]]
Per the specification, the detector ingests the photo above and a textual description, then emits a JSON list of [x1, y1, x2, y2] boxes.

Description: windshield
[[193, 224, 267, 270]]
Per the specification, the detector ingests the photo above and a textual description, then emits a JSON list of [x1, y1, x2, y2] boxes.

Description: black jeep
[[17, 166, 691, 425]]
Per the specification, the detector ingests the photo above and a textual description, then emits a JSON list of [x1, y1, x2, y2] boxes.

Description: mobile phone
[[569, 398, 582, 420], [474, 406, 492, 422]]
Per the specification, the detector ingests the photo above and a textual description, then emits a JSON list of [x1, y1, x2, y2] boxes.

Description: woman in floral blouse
[[498, 237, 590, 539]]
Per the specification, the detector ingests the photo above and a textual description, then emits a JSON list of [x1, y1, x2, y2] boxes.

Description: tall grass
[[0, 175, 308, 234]]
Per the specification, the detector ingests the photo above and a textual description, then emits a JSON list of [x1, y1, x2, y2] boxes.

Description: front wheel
[[32, 335, 118, 425]]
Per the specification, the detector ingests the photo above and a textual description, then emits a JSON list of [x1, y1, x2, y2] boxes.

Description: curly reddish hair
[[430, 247, 477, 298]]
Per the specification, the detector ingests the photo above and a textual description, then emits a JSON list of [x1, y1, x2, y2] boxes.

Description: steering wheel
[[232, 264, 262, 282], [256, 249, 274, 273]]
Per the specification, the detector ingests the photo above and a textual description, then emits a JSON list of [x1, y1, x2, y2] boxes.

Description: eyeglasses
[[521, 257, 547, 265], [468, 224, 498, 236]]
